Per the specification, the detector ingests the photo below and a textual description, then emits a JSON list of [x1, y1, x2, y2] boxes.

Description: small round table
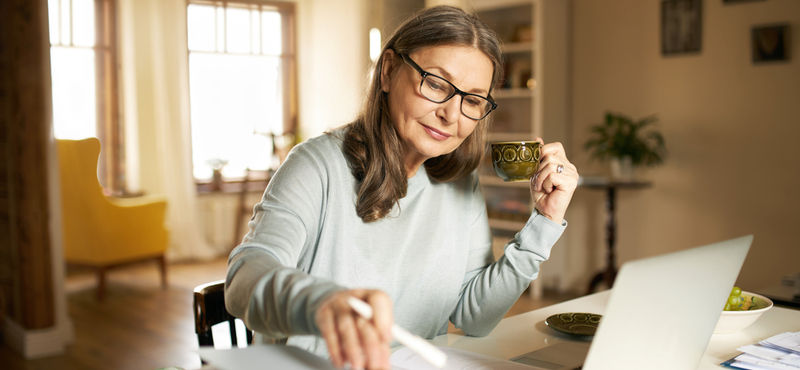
[[580, 177, 653, 294]]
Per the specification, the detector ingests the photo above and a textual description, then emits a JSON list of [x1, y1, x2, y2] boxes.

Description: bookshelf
[[471, 0, 569, 233]]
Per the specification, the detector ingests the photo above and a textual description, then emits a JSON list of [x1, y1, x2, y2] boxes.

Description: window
[[48, 0, 122, 191], [186, 0, 297, 181]]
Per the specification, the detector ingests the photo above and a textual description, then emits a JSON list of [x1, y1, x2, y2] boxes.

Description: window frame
[[186, 0, 298, 189], [49, 0, 124, 194]]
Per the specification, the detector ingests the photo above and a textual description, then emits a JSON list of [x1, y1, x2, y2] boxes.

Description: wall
[[564, 0, 800, 293], [297, 0, 370, 139]]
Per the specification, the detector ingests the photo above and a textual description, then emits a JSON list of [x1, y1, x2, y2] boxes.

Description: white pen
[[345, 296, 447, 369]]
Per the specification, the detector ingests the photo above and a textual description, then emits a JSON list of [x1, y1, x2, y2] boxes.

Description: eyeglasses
[[398, 53, 497, 121]]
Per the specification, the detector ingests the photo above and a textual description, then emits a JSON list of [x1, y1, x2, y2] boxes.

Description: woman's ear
[[380, 49, 397, 93]]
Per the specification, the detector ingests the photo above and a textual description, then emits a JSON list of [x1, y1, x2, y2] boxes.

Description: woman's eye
[[426, 79, 444, 91], [464, 96, 481, 107]]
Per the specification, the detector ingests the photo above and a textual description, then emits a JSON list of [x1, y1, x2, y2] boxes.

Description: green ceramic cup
[[491, 141, 542, 182]]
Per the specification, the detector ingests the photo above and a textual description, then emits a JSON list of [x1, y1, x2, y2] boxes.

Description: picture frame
[[661, 0, 703, 55], [752, 24, 790, 63]]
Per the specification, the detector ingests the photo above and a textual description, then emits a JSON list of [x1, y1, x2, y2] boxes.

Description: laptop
[[510, 235, 753, 370]]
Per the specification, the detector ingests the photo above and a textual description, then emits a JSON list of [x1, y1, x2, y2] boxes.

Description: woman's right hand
[[316, 289, 394, 369]]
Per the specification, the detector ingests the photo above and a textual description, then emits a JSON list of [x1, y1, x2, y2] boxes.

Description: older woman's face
[[381, 45, 493, 173]]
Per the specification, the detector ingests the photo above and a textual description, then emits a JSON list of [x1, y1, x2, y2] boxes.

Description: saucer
[[545, 312, 602, 336]]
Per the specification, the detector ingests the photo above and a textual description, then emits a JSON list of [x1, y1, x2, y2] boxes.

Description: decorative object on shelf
[[513, 24, 533, 42], [206, 158, 228, 191], [661, 0, 702, 55], [584, 112, 667, 181], [752, 24, 790, 63]]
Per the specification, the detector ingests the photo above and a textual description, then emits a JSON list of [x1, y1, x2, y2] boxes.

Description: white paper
[[391, 346, 533, 370], [735, 353, 800, 370], [738, 344, 793, 362], [198, 345, 336, 370], [762, 332, 800, 355], [727, 332, 800, 370], [730, 359, 784, 370]]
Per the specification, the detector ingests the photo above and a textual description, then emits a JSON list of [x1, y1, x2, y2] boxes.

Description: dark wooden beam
[[0, 0, 55, 330]]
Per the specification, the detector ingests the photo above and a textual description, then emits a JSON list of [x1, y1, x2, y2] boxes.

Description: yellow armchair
[[57, 138, 169, 299]]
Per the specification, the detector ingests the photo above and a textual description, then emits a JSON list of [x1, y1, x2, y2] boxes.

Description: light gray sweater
[[225, 129, 566, 357]]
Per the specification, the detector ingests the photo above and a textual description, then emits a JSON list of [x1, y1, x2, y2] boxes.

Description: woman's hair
[[341, 5, 503, 223]]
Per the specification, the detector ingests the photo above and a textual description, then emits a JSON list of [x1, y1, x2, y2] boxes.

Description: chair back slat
[[193, 280, 252, 352]]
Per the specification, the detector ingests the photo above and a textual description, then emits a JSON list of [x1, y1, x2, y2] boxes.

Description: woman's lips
[[421, 124, 451, 141]]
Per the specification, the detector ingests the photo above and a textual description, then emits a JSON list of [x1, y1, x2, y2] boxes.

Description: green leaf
[[583, 112, 667, 167]]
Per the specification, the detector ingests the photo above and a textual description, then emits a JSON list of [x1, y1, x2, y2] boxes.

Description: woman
[[225, 5, 579, 370]]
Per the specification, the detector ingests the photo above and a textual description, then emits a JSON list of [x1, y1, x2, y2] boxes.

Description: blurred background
[[1, 0, 798, 368]]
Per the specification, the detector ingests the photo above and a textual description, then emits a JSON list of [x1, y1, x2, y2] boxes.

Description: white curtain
[[118, 0, 219, 261]]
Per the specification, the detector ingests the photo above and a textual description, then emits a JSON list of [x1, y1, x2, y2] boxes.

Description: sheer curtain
[[118, 0, 218, 261]]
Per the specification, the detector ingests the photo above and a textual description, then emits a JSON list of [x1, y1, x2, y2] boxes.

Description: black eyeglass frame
[[397, 53, 498, 120]]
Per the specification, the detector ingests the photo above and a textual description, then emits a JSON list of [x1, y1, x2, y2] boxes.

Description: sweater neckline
[[407, 165, 431, 194]]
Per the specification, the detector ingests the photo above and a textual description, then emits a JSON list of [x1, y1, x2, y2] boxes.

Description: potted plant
[[206, 158, 228, 191], [583, 112, 667, 180]]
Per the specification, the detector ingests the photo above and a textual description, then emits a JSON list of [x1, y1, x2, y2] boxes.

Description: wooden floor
[[1, 258, 577, 370]]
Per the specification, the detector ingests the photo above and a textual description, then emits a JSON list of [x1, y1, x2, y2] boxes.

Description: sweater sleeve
[[449, 176, 566, 336], [224, 140, 347, 339]]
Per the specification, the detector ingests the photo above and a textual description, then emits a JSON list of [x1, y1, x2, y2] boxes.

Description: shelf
[[502, 42, 534, 54], [474, 0, 542, 239], [480, 175, 531, 188], [473, 0, 532, 12], [489, 218, 527, 231], [493, 88, 534, 99]]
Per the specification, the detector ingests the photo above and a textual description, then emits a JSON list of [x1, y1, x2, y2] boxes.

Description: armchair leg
[[158, 255, 168, 289], [96, 267, 107, 300]]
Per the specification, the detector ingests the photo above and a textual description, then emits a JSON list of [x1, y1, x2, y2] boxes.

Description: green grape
[[724, 286, 744, 311]]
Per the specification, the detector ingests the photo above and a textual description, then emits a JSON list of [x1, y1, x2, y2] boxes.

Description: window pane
[[60, 0, 71, 45], [216, 7, 225, 52], [261, 11, 281, 55], [251, 8, 260, 54], [187, 4, 216, 52], [51, 46, 96, 139], [71, 0, 94, 47], [189, 53, 282, 179], [48, 0, 60, 44], [226, 6, 251, 53]]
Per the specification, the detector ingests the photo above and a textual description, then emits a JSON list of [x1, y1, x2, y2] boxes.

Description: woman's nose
[[438, 95, 462, 125]]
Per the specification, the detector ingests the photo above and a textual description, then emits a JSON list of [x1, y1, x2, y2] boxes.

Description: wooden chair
[[193, 280, 253, 349]]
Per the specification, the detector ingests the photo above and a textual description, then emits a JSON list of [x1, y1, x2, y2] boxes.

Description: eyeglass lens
[[420, 75, 493, 120]]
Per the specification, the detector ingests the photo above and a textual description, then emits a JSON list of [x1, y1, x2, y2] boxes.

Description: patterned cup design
[[491, 141, 542, 182]]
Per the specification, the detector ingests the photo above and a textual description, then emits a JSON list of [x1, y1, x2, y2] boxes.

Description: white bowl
[[713, 291, 773, 334]]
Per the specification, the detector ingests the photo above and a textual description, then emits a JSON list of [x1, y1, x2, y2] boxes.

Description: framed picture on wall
[[752, 24, 790, 63], [661, 0, 703, 55]]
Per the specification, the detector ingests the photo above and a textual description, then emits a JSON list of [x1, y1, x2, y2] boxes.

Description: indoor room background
[[1, 0, 798, 362]]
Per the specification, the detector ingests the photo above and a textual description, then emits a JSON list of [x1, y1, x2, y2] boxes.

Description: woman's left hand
[[530, 138, 579, 224]]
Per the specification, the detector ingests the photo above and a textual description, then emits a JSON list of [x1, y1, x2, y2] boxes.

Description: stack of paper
[[722, 332, 800, 370]]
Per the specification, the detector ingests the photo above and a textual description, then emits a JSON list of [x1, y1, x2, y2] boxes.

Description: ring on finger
[[556, 164, 564, 174]]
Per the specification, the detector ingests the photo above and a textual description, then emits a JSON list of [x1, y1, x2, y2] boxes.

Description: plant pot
[[211, 168, 224, 191], [610, 156, 635, 181]]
